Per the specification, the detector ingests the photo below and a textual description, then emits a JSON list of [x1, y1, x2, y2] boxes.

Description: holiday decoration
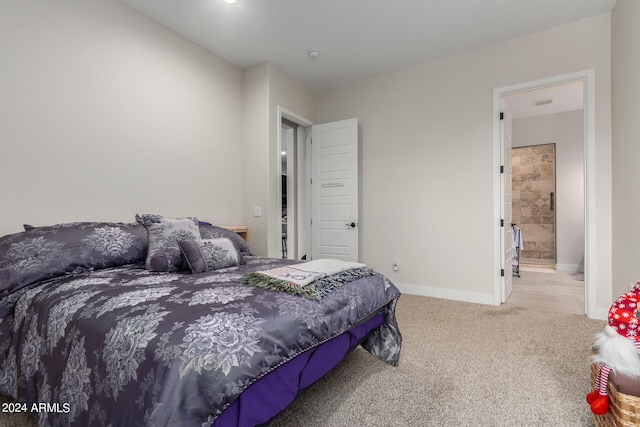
[[588, 282, 640, 415]]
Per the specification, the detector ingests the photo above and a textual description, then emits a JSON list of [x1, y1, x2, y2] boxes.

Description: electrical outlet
[[393, 257, 399, 272]]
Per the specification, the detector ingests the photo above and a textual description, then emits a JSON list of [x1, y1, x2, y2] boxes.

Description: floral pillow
[[0, 222, 148, 295], [198, 222, 251, 255], [179, 238, 245, 273], [135, 214, 201, 272]]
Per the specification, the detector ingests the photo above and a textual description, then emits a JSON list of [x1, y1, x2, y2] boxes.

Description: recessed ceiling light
[[223, 0, 237, 4]]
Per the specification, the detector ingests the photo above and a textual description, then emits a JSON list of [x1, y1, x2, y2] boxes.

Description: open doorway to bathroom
[[501, 80, 586, 315]]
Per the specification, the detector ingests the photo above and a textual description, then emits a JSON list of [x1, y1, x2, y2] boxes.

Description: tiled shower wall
[[512, 144, 556, 264]]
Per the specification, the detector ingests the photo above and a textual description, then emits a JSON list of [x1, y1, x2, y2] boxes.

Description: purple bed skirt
[[212, 312, 385, 427]]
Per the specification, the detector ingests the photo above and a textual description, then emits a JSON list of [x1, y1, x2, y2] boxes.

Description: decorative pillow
[[0, 222, 148, 295], [179, 238, 245, 273], [135, 214, 201, 272], [198, 222, 251, 255], [148, 248, 184, 272]]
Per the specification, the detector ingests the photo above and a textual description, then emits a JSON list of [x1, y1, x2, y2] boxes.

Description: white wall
[[0, 0, 244, 236], [1, 1, 621, 316], [512, 110, 585, 272], [241, 63, 270, 255], [612, 0, 640, 297], [242, 62, 316, 257], [316, 14, 612, 312]]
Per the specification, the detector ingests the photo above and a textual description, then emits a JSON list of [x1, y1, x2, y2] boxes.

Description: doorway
[[276, 108, 360, 263], [493, 70, 595, 316], [277, 108, 313, 260], [276, 106, 313, 260], [280, 118, 297, 259]]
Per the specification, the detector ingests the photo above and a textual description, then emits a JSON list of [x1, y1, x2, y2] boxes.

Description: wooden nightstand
[[222, 225, 248, 242]]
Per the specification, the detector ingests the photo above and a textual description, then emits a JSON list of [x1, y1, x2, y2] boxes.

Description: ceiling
[[505, 81, 585, 119], [117, 0, 615, 116]]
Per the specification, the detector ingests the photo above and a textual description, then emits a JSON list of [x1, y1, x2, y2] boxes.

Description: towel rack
[[512, 224, 522, 277]]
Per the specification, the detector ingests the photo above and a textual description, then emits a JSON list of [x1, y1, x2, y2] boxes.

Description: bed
[[0, 216, 402, 426]]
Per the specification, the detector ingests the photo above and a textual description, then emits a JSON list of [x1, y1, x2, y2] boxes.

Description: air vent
[[533, 98, 553, 107]]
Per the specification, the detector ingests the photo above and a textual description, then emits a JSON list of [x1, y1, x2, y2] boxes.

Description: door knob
[[345, 222, 356, 228]]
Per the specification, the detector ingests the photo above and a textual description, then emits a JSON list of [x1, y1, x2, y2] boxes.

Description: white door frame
[[492, 70, 596, 318], [276, 106, 314, 259], [500, 105, 513, 303]]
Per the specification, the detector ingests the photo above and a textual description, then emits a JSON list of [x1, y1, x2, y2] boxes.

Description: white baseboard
[[592, 308, 609, 321], [394, 281, 609, 320], [395, 282, 495, 306], [555, 264, 584, 273]]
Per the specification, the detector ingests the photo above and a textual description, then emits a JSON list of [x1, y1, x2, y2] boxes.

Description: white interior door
[[501, 106, 513, 303], [310, 118, 358, 262]]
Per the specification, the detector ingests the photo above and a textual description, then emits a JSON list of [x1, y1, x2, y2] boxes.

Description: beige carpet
[[1, 295, 605, 427], [270, 294, 605, 427]]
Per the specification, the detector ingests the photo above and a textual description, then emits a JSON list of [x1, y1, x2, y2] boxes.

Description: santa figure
[[587, 282, 640, 415]]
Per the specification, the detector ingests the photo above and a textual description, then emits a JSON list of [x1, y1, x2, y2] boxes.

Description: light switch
[[253, 207, 262, 217]]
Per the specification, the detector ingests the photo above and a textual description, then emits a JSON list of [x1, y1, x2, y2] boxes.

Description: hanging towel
[[512, 227, 523, 250]]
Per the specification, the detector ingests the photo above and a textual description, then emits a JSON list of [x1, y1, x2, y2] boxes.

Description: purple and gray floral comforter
[[0, 255, 401, 426]]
